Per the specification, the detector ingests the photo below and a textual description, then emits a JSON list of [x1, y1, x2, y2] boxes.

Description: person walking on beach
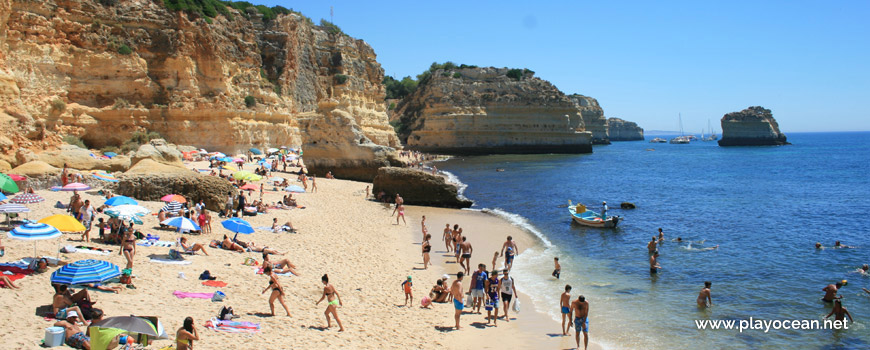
[[650, 251, 661, 274], [571, 295, 590, 350], [553, 257, 562, 279], [485, 270, 500, 326], [443, 224, 453, 252], [316, 274, 345, 331], [697, 281, 712, 308], [261, 266, 291, 316], [391, 193, 404, 216], [224, 191, 234, 217], [459, 237, 473, 275], [492, 252, 500, 270], [402, 276, 414, 306], [422, 234, 432, 269], [79, 200, 94, 243], [453, 225, 462, 262], [500, 236, 518, 270], [560, 284, 572, 335], [121, 227, 136, 269], [451, 271, 465, 330], [822, 282, 843, 302], [395, 203, 407, 225], [310, 175, 317, 193], [175, 317, 199, 350], [647, 237, 657, 255], [500, 269, 517, 321], [469, 264, 488, 314], [236, 192, 246, 218]]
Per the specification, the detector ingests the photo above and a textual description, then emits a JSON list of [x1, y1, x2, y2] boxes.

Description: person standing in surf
[[500, 236, 518, 271], [571, 295, 590, 350], [697, 281, 712, 308], [560, 284, 572, 335]]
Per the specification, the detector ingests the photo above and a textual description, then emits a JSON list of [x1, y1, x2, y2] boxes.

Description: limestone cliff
[[568, 94, 609, 144], [718, 106, 788, 146], [607, 118, 644, 141], [0, 0, 399, 181], [393, 67, 592, 154]]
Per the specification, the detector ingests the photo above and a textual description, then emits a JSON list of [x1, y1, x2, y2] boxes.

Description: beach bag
[[212, 291, 226, 302], [513, 299, 521, 313], [243, 257, 257, 266], [168, 249, 182, 260], [464, 297, 472, 308]]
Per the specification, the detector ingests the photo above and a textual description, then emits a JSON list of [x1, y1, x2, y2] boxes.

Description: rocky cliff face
[[718, 106, 788, 146], [393, 67, 592, 154], [607, 118, 644, 141], [0, 0, 399, 181], [568, 94, 609, 144]]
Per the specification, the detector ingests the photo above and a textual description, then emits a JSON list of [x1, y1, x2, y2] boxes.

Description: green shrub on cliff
[[319, 19, 343, 35], [63, 135, 86, 148], [453, 72, 462, 78], [118, 44, 132, 55], [244, 95, 256, 107], [506, 69, 523, 80], [384, 76, 418, 100], [163, 0, 305, 22], [334, 74, 348, 85]]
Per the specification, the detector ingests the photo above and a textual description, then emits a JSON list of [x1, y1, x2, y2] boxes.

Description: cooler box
[[44, 327, 65, 347]]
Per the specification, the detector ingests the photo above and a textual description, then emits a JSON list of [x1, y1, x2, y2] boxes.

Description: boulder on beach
[[372, 167, 473, 208], [0, 159, 11, 172], [125, 159, 191, 175], [37, 145, 131, 172], [131, 139, 184, 167], [718, 106, 789, 146], [116, 172, 236, 212], [10, 160, 59, 178]]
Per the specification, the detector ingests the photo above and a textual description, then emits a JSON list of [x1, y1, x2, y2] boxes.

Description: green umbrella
[[0, 174, 19, 194]]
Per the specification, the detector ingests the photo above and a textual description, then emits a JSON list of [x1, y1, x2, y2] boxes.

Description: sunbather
[[52, 284, 90, 319], [1, 275, 19, 289], [270, 218, 296, 232], [179, 237, 209, 256], [262, 253, 300, 276], [80, 283, 123, 293], [221, 235, 245, 253], [55, 311, 91, 349], [247, 242, 283, 255]]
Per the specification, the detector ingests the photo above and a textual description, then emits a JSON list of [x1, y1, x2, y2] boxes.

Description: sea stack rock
[[372, 167, 473, 208], [568, 94, 609, 144], [718, 106, 789, 146], [394, 67, 593, 155], [607, 118, 644, 141]]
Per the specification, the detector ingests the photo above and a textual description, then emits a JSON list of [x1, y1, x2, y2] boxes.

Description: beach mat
[[202, 281, 227, 288], [150, 258, 192, 265], [173, 291, 214, 299], [138, 241, 174, 247], [205, 318, 260, 333]]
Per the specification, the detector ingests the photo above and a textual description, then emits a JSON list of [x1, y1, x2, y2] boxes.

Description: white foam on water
[[481, 207, 553, 247], [438, 169, 469, 199]]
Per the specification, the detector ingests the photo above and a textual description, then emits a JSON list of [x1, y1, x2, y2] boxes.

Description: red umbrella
[[160, 194, 187, 203], [239, 184, 258, 191], [8, 174, 26, 181]]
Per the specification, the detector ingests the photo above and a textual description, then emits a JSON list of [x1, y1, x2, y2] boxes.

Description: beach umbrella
[[266, 148, 279, 154], [232, 171, 254, 181], [0, 173, 19, 193], [38, 214, 86, 232], [233, 158, 245, 163], [284, 185, 305, 193], [8, 222, 62, 256], [91, 316, 159, 337], [249, 148, 263, 155], [160, 201, 183, 214], [8, 174, 26, 181], [104, 196, 138, 206], [10, 193, 44, 204], [0, 203, 30, 213], [50, 259, 121, 285], [103, 152, 118, 158], [219, 165, 235, 172], [222, 217, 254, 241], [267, 177, 284, 183], [105, 205, 148, 224], [61, 183, 91, 191], [92, 171, 119, 183], [285, 154, 298, 161], [161, 217, 200, 232], [219, 157, 233, 162], [239, 184, 258, 191], [0, 193, 6, 201], [160, 194, 186, 203]]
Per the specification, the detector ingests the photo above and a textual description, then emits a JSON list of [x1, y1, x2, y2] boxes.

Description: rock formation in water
[[372, 167, 472, 208], [568, 94, 609, 144], [393, 67, 593, 154], [0, 0, 400, 181], [718, 106, 788, 146], [607, 118, 644, 141]]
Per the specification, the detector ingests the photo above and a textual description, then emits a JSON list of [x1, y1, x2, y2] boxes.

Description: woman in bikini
[[221, 235, 245, 253], [120, 228, 136, 269], [262, 253, 299, 276], [422, 234, 432, 269], [175, 316, 199, 350], [247, 243, 283, 256], [261, 266, 291, 316], [316, 274, 345, 331], [396, 203, 406, 225], [179, 237, 209, 256]]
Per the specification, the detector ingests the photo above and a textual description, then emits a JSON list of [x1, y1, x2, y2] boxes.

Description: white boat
[[703, 119, 718, 141], [669, 113, 690, 144], [650, 137, 667, 143], [568, 201, 620, 228]]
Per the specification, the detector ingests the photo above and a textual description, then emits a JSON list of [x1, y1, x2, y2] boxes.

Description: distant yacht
[[702, 119, 718, 141], [669, 113, 690, 144], [650, 137, 667, 143]]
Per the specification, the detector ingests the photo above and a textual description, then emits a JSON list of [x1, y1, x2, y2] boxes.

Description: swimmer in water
[[859, 264, 869, 275], [674, 237, 683, 242], [815, 242, 823, 249], [834, 241, 856, 249], [697, 281, 712, 308], [683, 243, 719, 251]]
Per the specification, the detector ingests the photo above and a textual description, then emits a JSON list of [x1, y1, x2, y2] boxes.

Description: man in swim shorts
[[459, 236, 473, 275], [55, 311, 91, 349], [697, 281, 712, 308], [500, 269, 517, 321], [571, 295, 590, 350], [451, 271, 465, 330], [500, 236, 518, 270], [649, 251, 661, 274], [560, 284, 572, 335], [822, 282, 843, 302], [468, 264, 488, 314]]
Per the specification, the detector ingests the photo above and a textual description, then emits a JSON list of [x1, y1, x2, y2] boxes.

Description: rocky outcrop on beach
[[607, 118, 644, 141], [0, 0, 399, 180], [393, 67, 593, 154], [718, 106, 789, 146], [36, 145, 131, 172], [568, 94, 609, 144], [372, 167, 473, 208], [131, 139, 183, 167], [117, 172, 236, 211]]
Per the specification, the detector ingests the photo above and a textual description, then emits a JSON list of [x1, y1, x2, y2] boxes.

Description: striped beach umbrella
[[10, 193, 45, 204], [8, 222, 61, 241], [51, 259, 121, 285], [38, 214, 86, 232], [61, 183, 91, 191], [92, 171, 119, 183], [0, 203, 30, 213], [105, 205, 148, 224], [161, 217, 200, 232], [160, 194, 186, 203], [160, 201, 183, 214], [0, 173, 19, 194], [104, 196, 138, 206]]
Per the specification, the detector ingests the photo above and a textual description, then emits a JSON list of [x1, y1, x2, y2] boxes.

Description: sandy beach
[[1, 160, 602, 349]]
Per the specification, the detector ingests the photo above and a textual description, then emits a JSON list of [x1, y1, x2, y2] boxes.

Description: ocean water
[[436, 132, 870, 350]]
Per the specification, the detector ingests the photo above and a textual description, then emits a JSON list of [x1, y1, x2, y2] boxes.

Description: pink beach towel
[[173, 291, 214, 299]]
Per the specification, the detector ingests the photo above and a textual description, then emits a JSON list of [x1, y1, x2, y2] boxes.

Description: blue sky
[[253, 1, 869, 132]]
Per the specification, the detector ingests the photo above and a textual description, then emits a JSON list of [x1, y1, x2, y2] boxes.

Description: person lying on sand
[[270, 218, 296, 233], [262, 253, 300, 276], [79, 283, 123, 294], [247, 243, 283, 255], [179, 237, 209, 256], [55, 311, 91, 350], [1, 275, 20, 289], [221, 235, 245, 253]]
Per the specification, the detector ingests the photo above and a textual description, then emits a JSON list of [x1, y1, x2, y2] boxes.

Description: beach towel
[[173, 291, 214, 299], [204, 318, 260, 333], [0, 266, 31, 287], [150, 258, 192, 265], [255, 267, 294, 277], [138, 241, 174, 247], [62, 246, 111, 256], [202, 280, 227, 288]]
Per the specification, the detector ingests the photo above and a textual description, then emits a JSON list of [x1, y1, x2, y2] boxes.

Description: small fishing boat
[[650, 137, 667, 143], [669, 136, 690, 144], [568, 201, 620, 228]]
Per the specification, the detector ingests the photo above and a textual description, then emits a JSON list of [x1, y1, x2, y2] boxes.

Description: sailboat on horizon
[[669, 113, 690, 144], [703, 119, 718, 141]]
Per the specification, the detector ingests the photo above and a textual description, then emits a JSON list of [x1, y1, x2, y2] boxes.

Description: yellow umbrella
[[220, 165, 235, 171], [38, 214, 86, 232]]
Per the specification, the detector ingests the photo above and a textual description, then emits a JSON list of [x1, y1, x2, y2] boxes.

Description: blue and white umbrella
[[284, 185, 305, 193], [104, 196, 138, 206], [160, 201, 183, 214], [161, 217, 200, 232], [51, 259, 121, 285], [104, 205, 148, 225], [8, 222, 61, 241], [0, 203, 30, 213]]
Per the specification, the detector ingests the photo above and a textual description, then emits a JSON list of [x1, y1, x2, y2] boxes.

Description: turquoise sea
[[437, 132, 870, 350]]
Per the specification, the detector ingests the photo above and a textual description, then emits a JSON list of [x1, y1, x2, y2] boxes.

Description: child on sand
[[553, 257, 561, 279], [402, 276, 413, 306], [492, 252, 500, 270]]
